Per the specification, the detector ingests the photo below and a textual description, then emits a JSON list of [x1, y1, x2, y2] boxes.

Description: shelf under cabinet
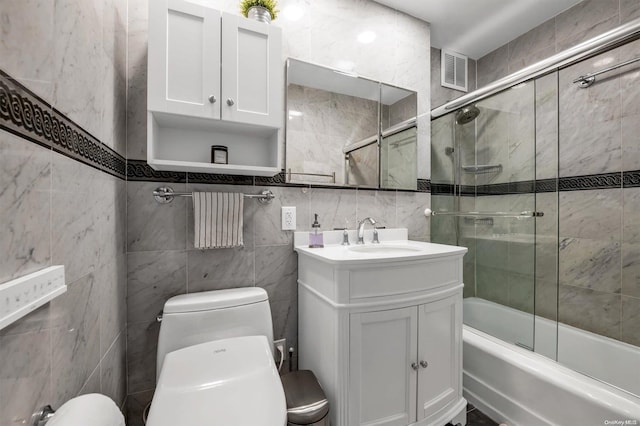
[[148, 159, 280, 176], [147, 110, 280, 177]]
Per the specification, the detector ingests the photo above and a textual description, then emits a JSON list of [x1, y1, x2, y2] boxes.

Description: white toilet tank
[[156, 287, 273, 379]]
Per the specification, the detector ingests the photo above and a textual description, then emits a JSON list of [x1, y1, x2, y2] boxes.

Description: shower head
[[455, 105, 480, 125]]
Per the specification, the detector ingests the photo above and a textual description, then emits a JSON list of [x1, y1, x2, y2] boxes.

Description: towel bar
[[153, 187, 275, 204]]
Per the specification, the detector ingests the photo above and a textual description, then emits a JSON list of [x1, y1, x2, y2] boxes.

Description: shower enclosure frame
[[431, 14, 640, 409]]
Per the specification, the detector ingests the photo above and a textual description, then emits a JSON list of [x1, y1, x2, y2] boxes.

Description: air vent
[[441, 50, 468, 92]]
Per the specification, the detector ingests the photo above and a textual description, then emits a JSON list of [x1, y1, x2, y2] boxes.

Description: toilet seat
[[146, 335, 286, 426]]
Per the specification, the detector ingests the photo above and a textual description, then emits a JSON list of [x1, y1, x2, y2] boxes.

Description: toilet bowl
[[146, 287, 287, 425], [42, 393, 125, 426]]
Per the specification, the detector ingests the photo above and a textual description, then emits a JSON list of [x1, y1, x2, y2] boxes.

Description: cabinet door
[[416, 294, 462, 422], [148, 0, 220, 118], [349, 307, 418, 426], [221, 13, 283, 127]]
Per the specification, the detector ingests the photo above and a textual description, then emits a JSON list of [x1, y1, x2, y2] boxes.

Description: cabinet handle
[[226, 98, 235, 106], [208, 95, 217, 104], [420, 360, 428, 368], [411, 362, 419, 371]]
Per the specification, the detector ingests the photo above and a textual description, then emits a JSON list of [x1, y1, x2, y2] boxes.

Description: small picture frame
[[211, 145, 228, 164]]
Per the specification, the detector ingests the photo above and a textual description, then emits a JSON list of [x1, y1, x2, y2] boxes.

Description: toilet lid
[[146, 336, 286, 426]]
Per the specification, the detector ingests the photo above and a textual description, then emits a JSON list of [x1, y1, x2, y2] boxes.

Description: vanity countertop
[[294, 228, 466, 265]]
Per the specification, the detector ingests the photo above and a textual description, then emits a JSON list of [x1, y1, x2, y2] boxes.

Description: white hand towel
[[193, 192, 243, 249]]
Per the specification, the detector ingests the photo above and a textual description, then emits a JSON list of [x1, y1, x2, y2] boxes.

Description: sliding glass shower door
[[431, 81, 542, 352]]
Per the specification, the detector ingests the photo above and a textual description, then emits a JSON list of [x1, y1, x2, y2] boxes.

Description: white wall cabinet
[[296, 238, 467, 426], [220, 13, 282, 127], [147, 0, 283, 176]]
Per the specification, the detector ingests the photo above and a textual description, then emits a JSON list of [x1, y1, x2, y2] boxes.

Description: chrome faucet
[[357, 217, 377, 244]]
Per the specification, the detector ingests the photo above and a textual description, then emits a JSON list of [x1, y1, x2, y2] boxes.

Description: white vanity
[[295, 229, 467, 426]]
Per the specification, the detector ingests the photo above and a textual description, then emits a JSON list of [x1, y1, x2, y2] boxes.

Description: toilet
[[41, 287, 327, 426], [146, 287, 287, 425]]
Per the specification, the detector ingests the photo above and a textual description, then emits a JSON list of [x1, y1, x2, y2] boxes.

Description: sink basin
[[294, 228, 467, 264], [348, 244, 423, 254]]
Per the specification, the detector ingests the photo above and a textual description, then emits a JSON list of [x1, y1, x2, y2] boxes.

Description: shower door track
[[431, 17, 640, 119]]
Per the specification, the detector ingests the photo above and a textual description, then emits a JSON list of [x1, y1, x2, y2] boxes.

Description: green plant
[[240, 0, 279, 20]]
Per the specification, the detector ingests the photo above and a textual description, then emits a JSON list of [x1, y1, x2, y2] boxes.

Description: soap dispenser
[[309, 213, 324, 248]]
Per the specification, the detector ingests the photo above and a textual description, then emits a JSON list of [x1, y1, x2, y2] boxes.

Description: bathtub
[[463, 297, 640, 425]]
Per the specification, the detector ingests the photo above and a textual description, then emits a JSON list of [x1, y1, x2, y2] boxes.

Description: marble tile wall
[[124, 181, 431, 420], [472, 0, 640, 351], [476, 0, 640, 89], [0, 0, 128, 423], [124, 0, 432, 419]]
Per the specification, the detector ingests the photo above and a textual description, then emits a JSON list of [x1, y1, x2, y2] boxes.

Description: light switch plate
[[282, 206, 296, 230]]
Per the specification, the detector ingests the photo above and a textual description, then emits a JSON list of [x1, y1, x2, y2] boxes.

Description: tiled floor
[[466, 404, 499, 426], [446, 404, 499, 426]]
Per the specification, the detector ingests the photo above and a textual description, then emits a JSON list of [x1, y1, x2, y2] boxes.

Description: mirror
[[285, 58, 417, 189]]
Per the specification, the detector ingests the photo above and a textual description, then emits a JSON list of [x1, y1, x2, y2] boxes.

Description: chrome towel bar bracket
[[153, 187, 275, 205]]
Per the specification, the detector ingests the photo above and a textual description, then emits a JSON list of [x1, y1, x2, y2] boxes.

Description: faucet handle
[[342, 228, 350, 245], [372, 228, 380, 244], [333, 227, 350, 245]]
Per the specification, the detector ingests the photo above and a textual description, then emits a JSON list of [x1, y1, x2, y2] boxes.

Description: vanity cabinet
[[295, 234, 467, 426], [147, 0, 283, 176], [350, 294, 461, 426]]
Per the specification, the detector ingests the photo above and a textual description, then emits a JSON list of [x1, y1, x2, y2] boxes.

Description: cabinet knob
[[226, 98, 235, 106], [420, 360, 428, 368], [411, 362, 419, 371], [208, 95, 217, 104]]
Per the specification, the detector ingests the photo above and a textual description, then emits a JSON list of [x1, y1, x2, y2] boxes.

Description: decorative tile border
[[126, 160, 186, 183], [189, 172, 254, 185], [126, 159, 432, 192], [535, 178, 558, 193], [430, 171, 638, 197], [417, 179, 431, 192], [5, 67, 639, 194], [559, 172, 622, 191], [0, 69, 126, 179], [623, 170, 640, 188]]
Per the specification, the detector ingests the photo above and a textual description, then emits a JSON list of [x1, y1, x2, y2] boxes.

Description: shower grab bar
[[424, 209, 543, 218], [573, 55, 640, 87]]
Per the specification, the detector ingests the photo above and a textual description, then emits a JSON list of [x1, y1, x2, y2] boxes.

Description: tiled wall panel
[[0, 0, 128, 423]]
